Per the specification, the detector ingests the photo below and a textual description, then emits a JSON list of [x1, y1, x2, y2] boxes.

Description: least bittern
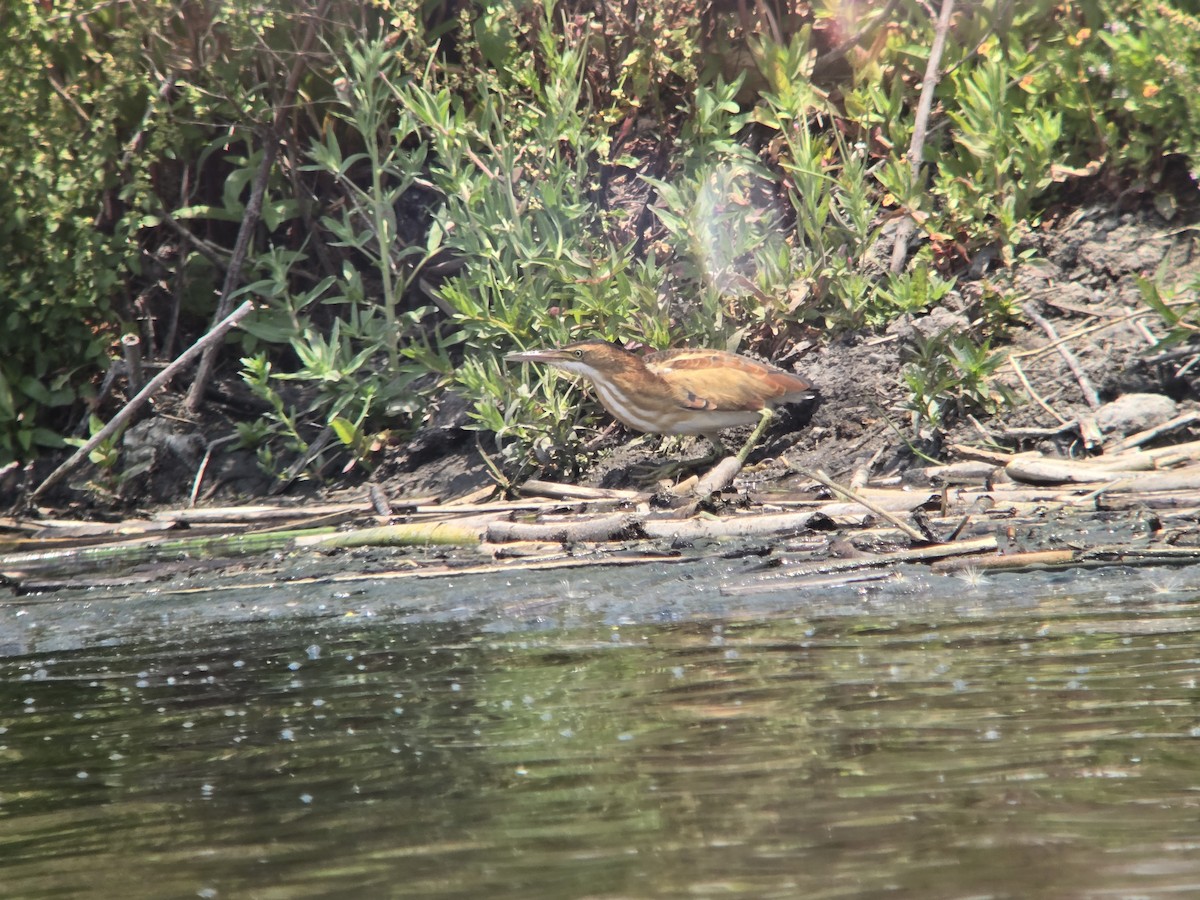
[[505, 340, 814, 465]]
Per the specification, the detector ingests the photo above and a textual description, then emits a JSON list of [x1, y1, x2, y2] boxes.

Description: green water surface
[[2, 559, 1199, 898]]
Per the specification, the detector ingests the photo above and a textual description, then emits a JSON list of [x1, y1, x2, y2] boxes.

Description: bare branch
[[32, 300, 258, 504], [889, 0, 957, 273]]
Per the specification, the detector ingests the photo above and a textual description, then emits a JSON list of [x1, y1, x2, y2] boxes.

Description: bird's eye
[[573, 349, 583, 359]]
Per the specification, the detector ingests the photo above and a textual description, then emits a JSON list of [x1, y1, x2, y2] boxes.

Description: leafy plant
[[0, 0, 158, 463], [389, 11, 686, 475], [927, 58, 1063, 257], [900, 331, 1016, 437], [1135, 267, 1200, 350], [643, 75, 789, 347], [1063, 3, 1200, 173], [62, 414, 140, 497], [873, 264, 957, 325]]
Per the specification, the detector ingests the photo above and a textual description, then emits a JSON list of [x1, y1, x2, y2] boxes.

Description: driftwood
[[931, 548, 1077, 573], [1107, 412, 1200, 453], [1007, 456, 1156, 484], [16, 422, 1200, 596], [1008, 459, 1200, 492], [152, 502, 376, 523], [520, 480, 644, 501], [692, 456, 744, 497], [641, 511, 829, 541], [723, 536, 999, 595], [932, 545, 1200, 574], [486, 513, 643, 544], [297, 522, 483, 549]]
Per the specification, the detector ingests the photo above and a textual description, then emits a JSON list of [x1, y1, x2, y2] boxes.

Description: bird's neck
[[585, 360, 668, 433]]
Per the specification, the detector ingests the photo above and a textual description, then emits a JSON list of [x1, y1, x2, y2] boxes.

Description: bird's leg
[[733, 407, 774, 467]]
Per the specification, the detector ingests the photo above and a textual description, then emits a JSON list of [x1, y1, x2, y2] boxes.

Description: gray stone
[[1094, 393, 1178, 436]]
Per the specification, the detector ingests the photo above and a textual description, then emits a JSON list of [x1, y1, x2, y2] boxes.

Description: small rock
[[1094, 393, 1178, 436]]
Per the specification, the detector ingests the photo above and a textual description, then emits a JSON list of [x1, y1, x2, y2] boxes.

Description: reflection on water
[[3, 562, 1200, 899]]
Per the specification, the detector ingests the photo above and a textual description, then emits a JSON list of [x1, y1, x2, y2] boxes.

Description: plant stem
[[889, 0, 957, 273], [185, 0, 328, 411]]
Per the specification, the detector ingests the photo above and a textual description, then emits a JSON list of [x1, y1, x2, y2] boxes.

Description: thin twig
[[1127, 309, 1160, 346], [1023, 304, 1102, 409], [1106, 412, 1200, 454], [45, 71, 90, 124], [190, 434, 239, 508], [793, 466, 928, 543], [158, 209, 231, 267], [1007, 353, 1068, 424], [724, 536, 999, 595], [1009, 308, 1155, 360]]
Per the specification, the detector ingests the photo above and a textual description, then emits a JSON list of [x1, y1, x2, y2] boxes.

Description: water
[[3, 556, 1200, 898]]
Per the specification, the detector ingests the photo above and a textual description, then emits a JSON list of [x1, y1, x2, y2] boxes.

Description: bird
[[504, 339, 814, 466]]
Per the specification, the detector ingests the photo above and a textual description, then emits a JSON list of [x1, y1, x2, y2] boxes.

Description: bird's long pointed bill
[[504, 349, 567, 364]]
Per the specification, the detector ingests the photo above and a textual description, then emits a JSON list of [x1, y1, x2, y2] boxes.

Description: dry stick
[[889, 0, 957, 273], [1021, 464, 1200, 493], [184, 137, 274, 411], [794, 466, 928, 543], [1107, 412, 1200, 454], [31, 300, 258, 503], [850, 446, 885, 490], [189, 434, 239, 508], [520, 480, 644, 502], [185, 4, 326, 412], [1010, 308, 1152, 360], [931, 548, 1077, 573], [1007, 354, 1069, 424], [1135, 439, 1200, 463], [949, 443, 1019, 465], [1127, 309, 1160, 347], [723, 536, 999, 595], [934, 545, 1200, 574], [158, 210, 230, 268], [121, 334, 145, 395], [923, 460, 1000, 484], [486, 513, 644, 544], [1005, 455, 1162, 485], [1022, 304, 1102, 409], [1078, 415, 1103, 448]]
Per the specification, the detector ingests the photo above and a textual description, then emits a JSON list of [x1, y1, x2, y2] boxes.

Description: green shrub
[[6, 0, 1199, 483], [0, 0, 161, 461]]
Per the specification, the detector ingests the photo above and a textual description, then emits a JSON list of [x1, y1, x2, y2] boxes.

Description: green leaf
[[1135, 275, 1179, 326], [330, 415, 358, 446], [173, 204, 244, 223]]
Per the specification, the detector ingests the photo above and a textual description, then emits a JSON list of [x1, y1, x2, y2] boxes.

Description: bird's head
[[504, 340, 640, 381]]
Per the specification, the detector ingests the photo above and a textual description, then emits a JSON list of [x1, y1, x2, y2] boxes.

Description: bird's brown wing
[[645, 349, 811, 411]]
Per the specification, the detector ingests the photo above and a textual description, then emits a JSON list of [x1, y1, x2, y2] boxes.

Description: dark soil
[[7, 180, 1200, 518]]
